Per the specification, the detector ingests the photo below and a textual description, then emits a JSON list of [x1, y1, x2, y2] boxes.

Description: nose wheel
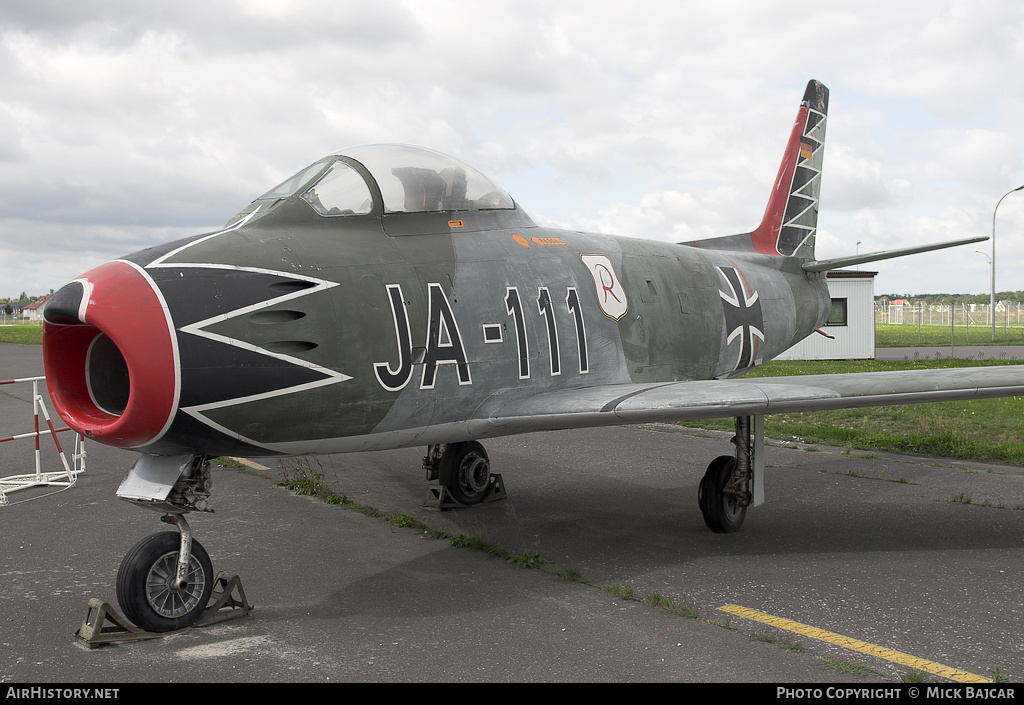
[[116, 523, 214, 633]]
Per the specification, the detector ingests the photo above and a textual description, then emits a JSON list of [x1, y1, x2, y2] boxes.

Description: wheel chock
[[73, 574, 251, 646], [72, 598, 160, 649], [195, 572, 253, 627], [424, 473, 506, 510], [424, 484, 459, 509]]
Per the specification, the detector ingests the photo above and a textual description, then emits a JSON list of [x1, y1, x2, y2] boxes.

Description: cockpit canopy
[[254, 144, 515, 218]]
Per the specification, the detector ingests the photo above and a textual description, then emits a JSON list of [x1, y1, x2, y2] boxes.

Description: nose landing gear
[[115, 518, 214, 633], [90, 454, 252, 638]]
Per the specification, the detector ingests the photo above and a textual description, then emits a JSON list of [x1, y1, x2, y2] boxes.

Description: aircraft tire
[[439, 441, 491, 506], [698, 455, 746, 533], [116, 532, 214, 633]]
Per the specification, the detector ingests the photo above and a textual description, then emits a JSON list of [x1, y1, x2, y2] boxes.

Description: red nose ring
[[43, 260, 178, 449]]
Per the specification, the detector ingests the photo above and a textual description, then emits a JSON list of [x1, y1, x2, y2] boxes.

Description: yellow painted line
[[718, 604, 991, 683], [229, 457, 271, 471]]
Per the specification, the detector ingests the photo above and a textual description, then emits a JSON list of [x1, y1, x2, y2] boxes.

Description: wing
[[486, 366, 1024, 434]]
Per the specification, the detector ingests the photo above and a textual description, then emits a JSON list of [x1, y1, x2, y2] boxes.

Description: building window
[[827, 298, 848, 326]]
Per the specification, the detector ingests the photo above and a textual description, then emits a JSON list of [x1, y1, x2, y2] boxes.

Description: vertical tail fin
[[749, 80, 829, 258]]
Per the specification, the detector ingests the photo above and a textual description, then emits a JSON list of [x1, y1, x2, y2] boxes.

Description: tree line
[[877, 292, 1024, 305]]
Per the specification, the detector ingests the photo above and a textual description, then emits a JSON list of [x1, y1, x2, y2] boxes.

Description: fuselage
[[42, 146, 831, 458]]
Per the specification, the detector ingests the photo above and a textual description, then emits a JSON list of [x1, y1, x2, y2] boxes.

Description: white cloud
[[0, 1, 1023, 298]]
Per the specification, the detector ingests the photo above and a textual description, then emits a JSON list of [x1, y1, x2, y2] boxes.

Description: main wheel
[[698, 455, 746, 533], [439, 441, 491, 506], [116, 532, 214, 632]]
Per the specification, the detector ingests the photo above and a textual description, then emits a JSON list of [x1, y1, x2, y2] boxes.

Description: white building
[[21, 295, 50, 322], [775, 270, 876, 360]]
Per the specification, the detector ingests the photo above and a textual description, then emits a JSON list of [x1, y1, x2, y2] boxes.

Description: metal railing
[[0, 376, 85, 505]]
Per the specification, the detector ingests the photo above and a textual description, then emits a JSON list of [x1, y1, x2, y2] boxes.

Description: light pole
[[976, 250, 991, 330], [992, 185, 1024, 341]]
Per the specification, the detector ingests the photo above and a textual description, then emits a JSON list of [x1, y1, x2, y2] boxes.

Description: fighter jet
[[41, 80, 1024, 632]]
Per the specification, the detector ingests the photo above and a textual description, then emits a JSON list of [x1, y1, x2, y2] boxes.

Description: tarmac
[[3, 342, 1024, 684]]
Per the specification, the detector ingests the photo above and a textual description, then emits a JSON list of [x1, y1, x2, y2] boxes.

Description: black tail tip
[[802, 80, 829, 114]]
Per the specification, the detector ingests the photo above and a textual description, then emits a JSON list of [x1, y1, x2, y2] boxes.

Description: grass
[[836, 468, 919, 485], [754, 633, 807, 652], [641, 591, 700, 618], [278, 457, 438, 529], [875, 322, 1024, 348], [685, 358, 1024, 467], [818, 657, 874, 676], [989, 667, 1011, 683], [0, 323, 43, 345], [603, 583, 636, 600], [900, 668, 930, 683]]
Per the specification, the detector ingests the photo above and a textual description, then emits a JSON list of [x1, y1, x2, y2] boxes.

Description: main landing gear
[[423, 441, 505, 508], [697, 415, 765, 533]]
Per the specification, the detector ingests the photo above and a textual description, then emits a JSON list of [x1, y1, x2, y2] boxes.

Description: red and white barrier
[[0, 376, 85, 505]]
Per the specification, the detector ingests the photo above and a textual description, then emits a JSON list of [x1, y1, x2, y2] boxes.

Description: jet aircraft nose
[[43, 261, 178, 449]]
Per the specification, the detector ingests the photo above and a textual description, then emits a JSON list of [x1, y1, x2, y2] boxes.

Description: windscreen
[[257, 160, 332, 200]]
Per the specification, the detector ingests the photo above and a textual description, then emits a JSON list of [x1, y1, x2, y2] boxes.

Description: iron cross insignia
[[717, 266, 765, 371]]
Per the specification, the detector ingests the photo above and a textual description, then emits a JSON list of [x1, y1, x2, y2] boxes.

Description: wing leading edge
[[487, 367, 1024, 434]]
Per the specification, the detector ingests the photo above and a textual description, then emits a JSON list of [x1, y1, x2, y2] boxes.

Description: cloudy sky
[[2, 0, 1023, 299]]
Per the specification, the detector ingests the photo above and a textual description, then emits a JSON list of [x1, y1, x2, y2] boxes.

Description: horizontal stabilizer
[[801, 236, 987, 273]]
